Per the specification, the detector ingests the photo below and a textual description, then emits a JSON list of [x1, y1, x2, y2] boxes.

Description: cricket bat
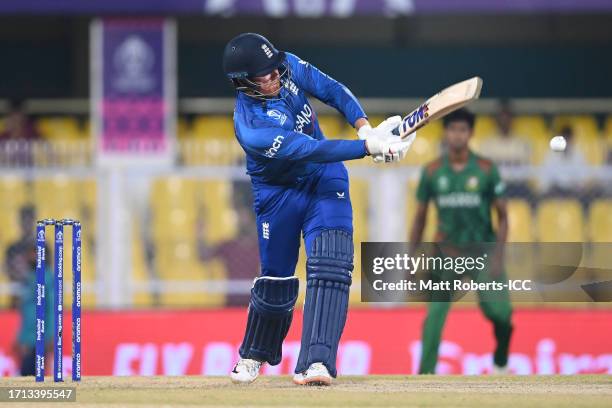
[[392, 76, 483, 139]]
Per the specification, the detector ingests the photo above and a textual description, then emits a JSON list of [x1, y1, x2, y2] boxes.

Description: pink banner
[[1, 308, 610, 377], [92, 18, 175, 161]]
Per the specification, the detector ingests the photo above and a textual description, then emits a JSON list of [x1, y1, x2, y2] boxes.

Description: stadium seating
[[149, 177, 235, 306], [150, 177, 199, 240], [472, 115, 497, 144], [552, 115, 604, 165], [318, 115, 343, 139], [588, 199, 612, 242], [36, 117, 82, 139], [604, 115, 612, 141], [401, 120, 443, 166], [587, 199, 612, 283], [512, 115, 549, 140], [177, 117, 190, 139], [536, 199, 585, 242], [506, 199, 534, 242], [192, 115, 235, 139]]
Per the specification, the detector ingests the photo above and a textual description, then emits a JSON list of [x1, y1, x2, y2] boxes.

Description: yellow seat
[[150, 177, 198, 240], [0, 263, 9, 307], [0, 177, 29, 244], [350, 178, 369, 244], [552, 115, 599, 141], [33, 177, 81, 220], [155, 239, 227, 307], [192, 115, 235, 139], [75, 179, 97, 258], [341, 115, 386, 141], [577, 138, 605, 165], [494, 200, 535, 281], [536, 199, 584, 242], [179, 137, 243, 166], [198, 180, 238, 244], [604, 115, 612, 141], [318, 115, 343, 139], [418, 119, 444, 142], [403, 135, 440, 166], [81, 118, 91, 138], [177, 117, 190, 139], [506, 200, 534, 242], [588, 200, 612, 242], [587, 200, 612, 283], [512, 115, 549, 140], [552, 115, 603, 164], [473, 115, 497, 139], [36, 117, 81, 139]]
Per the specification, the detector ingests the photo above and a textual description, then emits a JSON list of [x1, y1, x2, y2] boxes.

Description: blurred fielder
[[410, 109, 513, 374], [222, 33, 414, 385]]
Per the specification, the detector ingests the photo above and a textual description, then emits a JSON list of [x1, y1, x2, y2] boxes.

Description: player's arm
[[489, 163, 508, 276], [410, 203, 428, 248], [242, 123, 368, 163], [490, 163, 508, 245], [287, 53, 368, 129], [409, 167, 432, 252], [494, 198, 508, 245]]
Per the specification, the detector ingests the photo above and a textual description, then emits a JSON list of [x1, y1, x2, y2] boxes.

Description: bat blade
[[394, 77, 483, 139]]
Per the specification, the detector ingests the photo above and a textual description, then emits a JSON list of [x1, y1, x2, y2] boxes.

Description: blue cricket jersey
[[233, 52, 368, 186]]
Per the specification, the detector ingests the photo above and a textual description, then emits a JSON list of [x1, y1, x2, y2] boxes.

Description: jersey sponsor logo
[[262, 222, 270, 239], [437, 175, 449, 192], [298, 59, 309, 67], [267, 109, 287, 126], [401, 103, 429, 134], [261, 44, 273, 59], [294, 103, 312, 133], [437, 192, 482, 208], [466, 176, 479, 191], [336, 192, 345, 199], [263, 135, 285, 158], [494, 181, 506, 195]]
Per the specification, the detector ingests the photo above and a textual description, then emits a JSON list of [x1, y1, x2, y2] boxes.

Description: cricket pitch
[[2, 375, 611, 407]]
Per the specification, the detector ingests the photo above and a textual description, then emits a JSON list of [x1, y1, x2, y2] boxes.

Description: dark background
[[1, 14, 611, 98]]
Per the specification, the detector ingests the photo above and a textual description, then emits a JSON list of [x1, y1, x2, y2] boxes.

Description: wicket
[[35, 218, 82, 383]]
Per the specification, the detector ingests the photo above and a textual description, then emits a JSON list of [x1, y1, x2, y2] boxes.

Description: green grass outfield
[[2, 375, 611, 407]]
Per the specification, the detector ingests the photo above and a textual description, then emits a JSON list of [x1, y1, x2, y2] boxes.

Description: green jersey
[[416, 151, 505, 243]]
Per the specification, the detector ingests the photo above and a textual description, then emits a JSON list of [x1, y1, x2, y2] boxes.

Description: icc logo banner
[[91, 18, 176, 166]]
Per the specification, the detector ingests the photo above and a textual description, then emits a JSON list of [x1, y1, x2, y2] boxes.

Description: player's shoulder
[[423, 157, 444, 177], [234, 97, 275, 129], [471, 151, 497, 174], [284, 52, 306, 66], [284, 52, 312, 75]]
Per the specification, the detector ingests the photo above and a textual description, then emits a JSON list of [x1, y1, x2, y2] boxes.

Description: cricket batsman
[[410, 108, 513, 374], [222, 33, 415, 385]]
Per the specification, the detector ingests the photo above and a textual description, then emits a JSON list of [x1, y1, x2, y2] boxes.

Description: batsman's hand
[[358, 115, 402, 141], [365, 131, 416, 163]]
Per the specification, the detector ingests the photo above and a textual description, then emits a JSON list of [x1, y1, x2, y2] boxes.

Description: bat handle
[[391, 125, 400, 136]]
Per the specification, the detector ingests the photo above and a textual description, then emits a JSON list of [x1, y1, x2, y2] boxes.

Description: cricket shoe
[[293, 362, 332, 386], [230, 358, 263, 384]]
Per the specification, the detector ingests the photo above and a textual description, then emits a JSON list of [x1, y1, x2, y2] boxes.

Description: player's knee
[[250, 276, 299, 315], [306, 229, 353, 284]]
